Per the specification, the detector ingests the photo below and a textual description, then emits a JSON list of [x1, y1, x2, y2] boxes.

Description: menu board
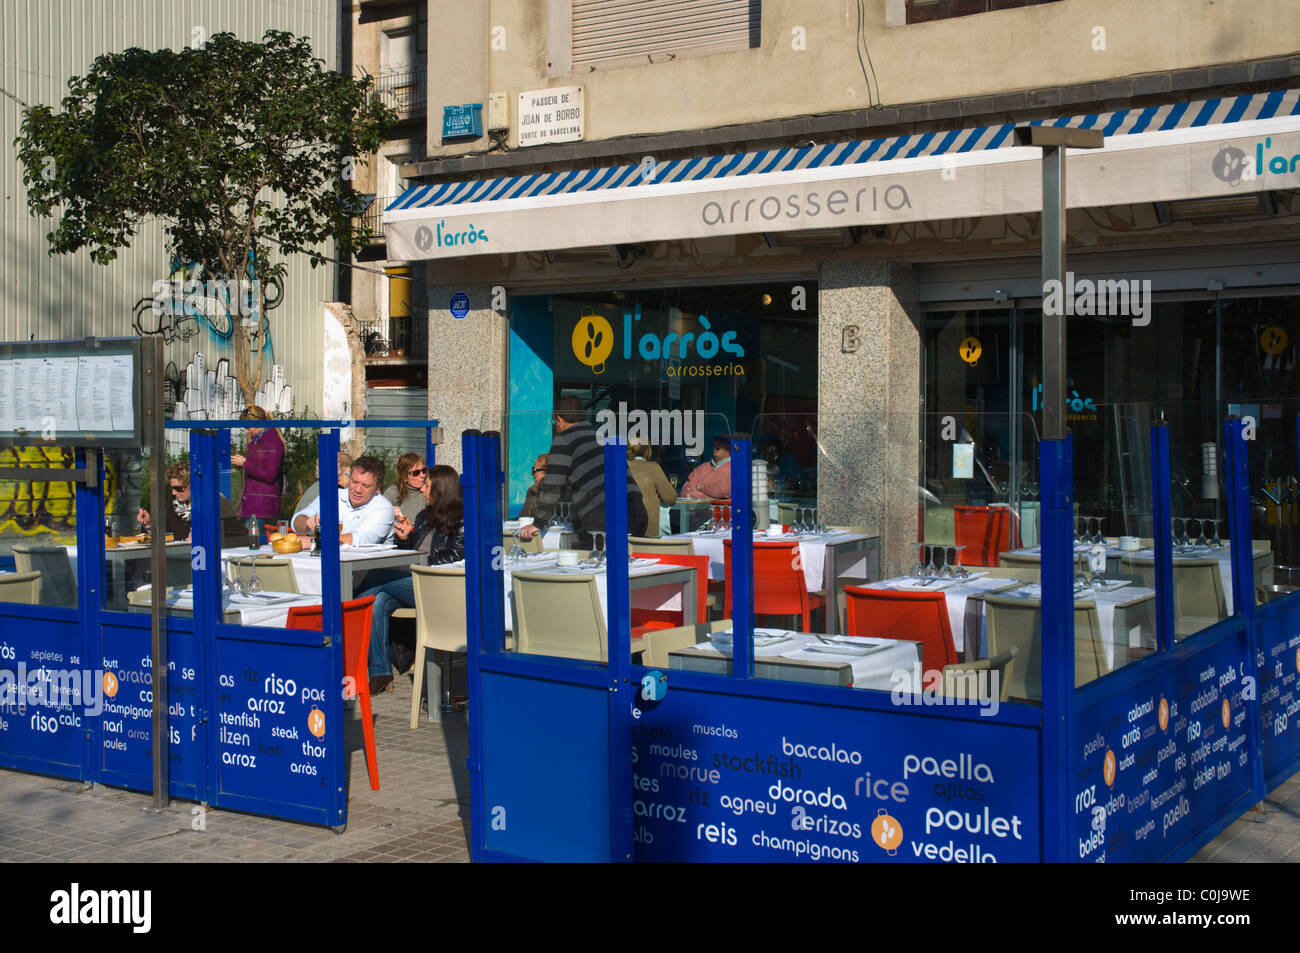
[[98, 626, 204, 798], [632, 691, 1041, 863], [0, 346, 139, 445], [1258, 602, 1300, 781], [213, 640, 334, 811], [1072, 633, 1251, 862]]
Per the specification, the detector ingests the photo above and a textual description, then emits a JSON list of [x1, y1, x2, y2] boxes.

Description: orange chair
[[723, 539, 825, 632], [843, 586, 958, 672], [954, 505, 1020, 567], [286, 596, 380, 791], [630, 552, 711, 633]]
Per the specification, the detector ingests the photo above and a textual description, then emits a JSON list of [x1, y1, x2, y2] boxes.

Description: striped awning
[[384, 90, 1300, 260]]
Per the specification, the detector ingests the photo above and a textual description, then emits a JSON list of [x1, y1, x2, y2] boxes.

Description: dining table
[[220, 544, 426, 598], [662, 528, 880, 632], [449, 551, 700, 633], [669, 628, 922, 693], [65, 541, 192, 608], [127, 586, 321, 628]]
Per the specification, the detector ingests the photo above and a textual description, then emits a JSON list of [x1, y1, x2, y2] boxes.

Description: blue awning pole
[[1040, 434, 1074, 862], [462, 430, 487, 860], [1225, 417, 1266, 803], [604, 441, 633, 862], [730, 434, 754, 679]]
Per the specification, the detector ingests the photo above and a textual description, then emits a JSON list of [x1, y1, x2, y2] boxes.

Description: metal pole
[[143, 336, 169, 809], [730, 434, 754, 679], [1041, 146, 1067, 441]]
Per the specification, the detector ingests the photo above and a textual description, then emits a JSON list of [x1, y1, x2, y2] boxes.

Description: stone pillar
[[818, 261, 922, 578], [425, 282, 506, 471]]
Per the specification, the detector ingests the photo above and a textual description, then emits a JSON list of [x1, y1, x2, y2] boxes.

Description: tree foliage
[[16, 30, 395, 403]]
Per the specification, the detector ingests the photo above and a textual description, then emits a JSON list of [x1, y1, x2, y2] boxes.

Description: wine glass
[[1209, 518, 1225, 550], [1192, 518, 1207, 549], [723, 506, 732, 532], [594, 531, 607, 567], [246, 558, 264, 594], [924, 544, 938, 578], [912, 543, 927, 579], [953, 544, 970, 580], [1074, 553, 1090, 591], [1171, 517, 1185, 552], [937, 545, 952, 579], [815, 509, 826, 535], [1093, 517, 1106, 545]]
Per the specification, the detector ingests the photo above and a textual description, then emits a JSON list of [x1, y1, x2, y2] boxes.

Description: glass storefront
[[507, 281, 818, 524]]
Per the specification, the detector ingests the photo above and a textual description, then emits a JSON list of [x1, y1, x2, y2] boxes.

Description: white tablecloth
[[665, 531, 870, 594], [503, 520, 565, 550], [220, 545, 411, 596], [683, 629, 921, 693], [867, 574, 1025, 652], [136, 587, 320, 628]]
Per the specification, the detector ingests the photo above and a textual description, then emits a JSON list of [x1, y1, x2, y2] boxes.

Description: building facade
[[381, 0, 1299, 575]]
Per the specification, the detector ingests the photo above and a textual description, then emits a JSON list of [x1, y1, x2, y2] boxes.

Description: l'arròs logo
[[571, 303, 747, 376], [572, 311, 614, 374], [871, 809, 903, 855]]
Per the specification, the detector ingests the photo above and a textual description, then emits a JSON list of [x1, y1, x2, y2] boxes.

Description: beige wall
[[431, 0, 1297, 155]]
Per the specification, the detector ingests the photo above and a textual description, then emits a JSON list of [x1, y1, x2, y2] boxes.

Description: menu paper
[[107, 355, 135, 433], [76, 356, 113, 433], [11, 358, 41, 433], [0, 360, 12, 433]]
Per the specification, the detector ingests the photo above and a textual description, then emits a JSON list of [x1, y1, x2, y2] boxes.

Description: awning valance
[[383, 90, 1300, 261]]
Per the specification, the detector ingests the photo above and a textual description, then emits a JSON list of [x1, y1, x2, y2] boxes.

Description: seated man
[[681, 436, 733, 500], [291, 455, 395, 546]]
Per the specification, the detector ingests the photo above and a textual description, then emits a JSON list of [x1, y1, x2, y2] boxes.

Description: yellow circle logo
[[1158, 696, 1169, 733], [959, 336, 982, 366], [308, 706, 326, 739], [871, 809, 903, 855], [102, 671, 118, 699], [1260, 326, 1288, 356], [1103, 748, 1117, 788], [572, 313, 614, 375], [1221, 698, 1231, 730]]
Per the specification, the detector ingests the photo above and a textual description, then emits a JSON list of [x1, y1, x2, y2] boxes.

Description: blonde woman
[[627, 443, 677, 538], [384, 452, 428, 521]]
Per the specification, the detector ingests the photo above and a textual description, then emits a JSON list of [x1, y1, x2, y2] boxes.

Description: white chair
[[13, 546, 76, 607], [0, 571, 41, 605], [639, 619, 732, 668], [409, 565, 468, 728], [983, 595, 1105, 701], [226, 557, 300, 594], [512, 571, 607, 662], [628, 536, 695, 556]]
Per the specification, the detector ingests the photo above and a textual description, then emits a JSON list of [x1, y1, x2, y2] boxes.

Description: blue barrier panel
[[1072, 624, 1253, 862], [96, 615, 205, 800], [0, 606, 87, 780], [631, 685, 1041, 863], [480, 668, 611, 861], [1258, 596, 1300, 787]]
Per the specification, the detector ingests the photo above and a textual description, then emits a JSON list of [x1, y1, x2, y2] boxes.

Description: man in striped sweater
[[519, 395, 648, 545]]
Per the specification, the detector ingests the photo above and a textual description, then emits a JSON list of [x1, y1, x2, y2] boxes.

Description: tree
[[16, 30, 395, 405]]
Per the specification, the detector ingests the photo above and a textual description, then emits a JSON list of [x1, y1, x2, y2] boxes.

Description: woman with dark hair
[[383, 451, 428, 522], [360, 464, 464, 694]]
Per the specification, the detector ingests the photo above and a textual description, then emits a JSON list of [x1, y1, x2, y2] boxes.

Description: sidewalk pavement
[[2, 667, 1298, 863], [0, 673, 471, 863]]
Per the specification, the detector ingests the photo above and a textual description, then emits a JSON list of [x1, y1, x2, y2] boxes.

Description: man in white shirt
[[292, 455, 395, 546]]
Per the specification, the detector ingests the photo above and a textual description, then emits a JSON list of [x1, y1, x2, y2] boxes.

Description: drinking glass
[[277, 519, 290, 537], [924, 544, 938, 578], [912, 543, 926, 578], [937, 545, 952, 579], [1093, 517, 1106, 545], [1191, 518, 1207, 548], [953, 545, 970, 580], [723, 506, 732, 532], [246, 559, 264, 594], [815, 509, 826, 535], [1209, 518, 1225, 549], [1171, 517, 1185, 552]]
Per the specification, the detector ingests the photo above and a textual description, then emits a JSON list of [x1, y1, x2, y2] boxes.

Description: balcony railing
[[376, 65, 427, 120], [361, 196, 392, 245], [906, 0, 1061, 23]]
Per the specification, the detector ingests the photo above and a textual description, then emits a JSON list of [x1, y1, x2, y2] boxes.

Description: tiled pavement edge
[[0, 673, 472, 863], [3, 669, 1299, 862]]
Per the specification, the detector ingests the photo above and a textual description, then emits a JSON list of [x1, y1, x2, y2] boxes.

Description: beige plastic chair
[[942, 647, 1018, 703], [1122, 555, 1226, 638], [997, 551, 1042, 575], [640, 619, 732, 668], [13, 546, 76, 607], [226, 557, 300, 594], [503, 532, 543, 554], [984, 595, 1106, 701], [409, 565, 468, 728], [0, 571, 41, 605], [978, 565, 1041, 583], [628, 536, 695, 556], [512, 571, 607, 662]]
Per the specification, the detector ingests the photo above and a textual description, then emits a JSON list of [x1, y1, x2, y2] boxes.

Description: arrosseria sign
[[384, 115, 1300, 261]]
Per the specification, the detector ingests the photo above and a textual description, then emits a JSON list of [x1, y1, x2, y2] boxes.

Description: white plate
[[803, 642, 889, 657]]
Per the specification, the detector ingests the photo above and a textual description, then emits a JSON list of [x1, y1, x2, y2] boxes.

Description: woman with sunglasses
[[384, 452, 429, 523], [136, 461, 250, 545], [518, 454, 549, 518]]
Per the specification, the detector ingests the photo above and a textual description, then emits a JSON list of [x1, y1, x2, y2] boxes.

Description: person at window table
[[681, 436, 733, 500], [360, 464, 465, 695], [518, 454, 549, 518], [230, 405, 285, 527], [137, 461, 250, 546], [383, 452, 429, 522], [291, 455, 395, 546]]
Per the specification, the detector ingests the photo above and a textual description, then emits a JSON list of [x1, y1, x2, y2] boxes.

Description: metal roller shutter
[[571, 0, 761, 71]]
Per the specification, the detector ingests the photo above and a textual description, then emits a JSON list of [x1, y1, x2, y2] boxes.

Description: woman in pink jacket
[[231, 405, 285, 524]]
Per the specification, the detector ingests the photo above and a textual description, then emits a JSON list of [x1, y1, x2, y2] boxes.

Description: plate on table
[[709, 631, 792, 648], [341, 543, 391, 552], [803, 640, 891, 657], [227, 591, 304, 606], [629, 557, 662, 568]]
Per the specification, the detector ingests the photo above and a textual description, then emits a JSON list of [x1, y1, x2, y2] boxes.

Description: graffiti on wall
[[131, 256, 283, 351], [0, 446, 121, 538]]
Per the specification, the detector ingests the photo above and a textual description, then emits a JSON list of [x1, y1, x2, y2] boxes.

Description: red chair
[[630, 552, 711, 633], [723, 539, 825, 632], [286, 596, 380, 791], [842, 586, 958, 672], [954, 505, 1020, 567]]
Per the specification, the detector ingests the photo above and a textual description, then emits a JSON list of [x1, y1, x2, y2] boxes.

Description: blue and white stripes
[[386, 89, 1300, 213]]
